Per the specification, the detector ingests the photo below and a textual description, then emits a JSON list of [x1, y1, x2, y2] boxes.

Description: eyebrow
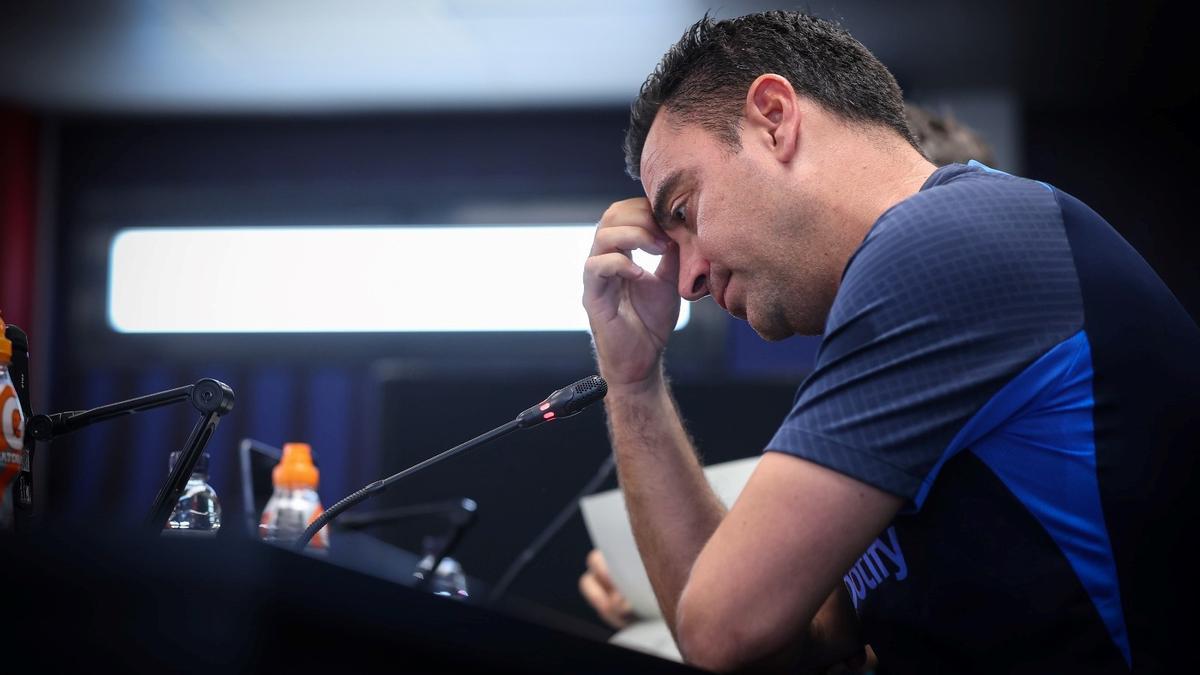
[[651, 169, 689, 229]]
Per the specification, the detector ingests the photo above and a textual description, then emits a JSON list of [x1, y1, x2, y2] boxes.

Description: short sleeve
[[766, 167, 1083, 501]]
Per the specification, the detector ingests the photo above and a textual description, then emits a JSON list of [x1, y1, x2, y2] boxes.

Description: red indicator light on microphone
[[539, 402, 551, 412], [543, 411, 556, 420]]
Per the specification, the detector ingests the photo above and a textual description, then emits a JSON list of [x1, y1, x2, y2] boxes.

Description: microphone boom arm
[[295, 419, 520, 551], [29, 378, 236, 535], [294, 375, 608, 551]]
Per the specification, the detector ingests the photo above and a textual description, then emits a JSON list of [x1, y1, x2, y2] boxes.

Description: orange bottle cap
[[273, 442, 320, 489]]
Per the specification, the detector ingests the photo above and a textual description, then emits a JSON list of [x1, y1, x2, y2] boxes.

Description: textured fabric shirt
[[767, 162, 1200, 673]]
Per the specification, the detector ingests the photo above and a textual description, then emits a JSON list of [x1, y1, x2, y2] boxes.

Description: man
[[579, 103, 998, 638], [581, 10, 1198, 674]]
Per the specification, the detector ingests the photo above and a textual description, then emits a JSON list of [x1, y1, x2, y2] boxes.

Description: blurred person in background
[[902, 102, 995, 167], [581, 10, 1197, 673]]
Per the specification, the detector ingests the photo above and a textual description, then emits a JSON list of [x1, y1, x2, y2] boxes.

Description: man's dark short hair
[[624, 11, 918, 180]]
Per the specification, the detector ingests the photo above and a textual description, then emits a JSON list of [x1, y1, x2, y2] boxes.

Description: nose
[[676, 240, 711, 302]]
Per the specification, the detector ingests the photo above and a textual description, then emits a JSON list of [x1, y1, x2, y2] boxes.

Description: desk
[[3, 529, 700, 674]]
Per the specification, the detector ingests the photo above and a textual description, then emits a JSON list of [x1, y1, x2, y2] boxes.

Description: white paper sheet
[[579, 456, 760, 620]]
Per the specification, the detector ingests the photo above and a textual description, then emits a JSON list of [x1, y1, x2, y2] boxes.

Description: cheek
[[695, 194, 740, 246], [695, 160, 775, 252]]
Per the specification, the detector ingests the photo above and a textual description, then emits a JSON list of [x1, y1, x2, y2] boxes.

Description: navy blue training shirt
[[767, 162, 1200, 673]]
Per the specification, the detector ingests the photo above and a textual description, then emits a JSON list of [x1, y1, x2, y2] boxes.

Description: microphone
[[516, 375, 608, 428], [295, 375, 608, 551]]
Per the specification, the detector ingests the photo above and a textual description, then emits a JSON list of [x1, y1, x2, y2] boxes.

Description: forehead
[[640, 109, 713, 193]]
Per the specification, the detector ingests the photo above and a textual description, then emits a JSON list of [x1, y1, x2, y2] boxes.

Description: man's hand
[[579, 549, 637, 630], [583, 198, 681, 390]]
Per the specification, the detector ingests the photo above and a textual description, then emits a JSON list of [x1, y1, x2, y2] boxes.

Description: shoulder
[[857, 163, 1060, 271], [773, 166, 1085, 499], [828, 163, 1074, 334]]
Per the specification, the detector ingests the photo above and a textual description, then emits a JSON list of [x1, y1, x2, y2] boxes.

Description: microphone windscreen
[[566, 375, 607, 413]]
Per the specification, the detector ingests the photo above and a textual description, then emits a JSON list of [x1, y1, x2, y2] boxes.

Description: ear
[[744, 74, 800, 163]]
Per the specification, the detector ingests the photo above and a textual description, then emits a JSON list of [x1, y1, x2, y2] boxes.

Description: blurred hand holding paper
[[579, 457, 760, 659]]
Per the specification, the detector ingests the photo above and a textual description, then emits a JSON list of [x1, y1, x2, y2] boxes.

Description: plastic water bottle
[[259, 442, 328, 550], [163, 451, 221, 536], [413, 536, 469, 600]]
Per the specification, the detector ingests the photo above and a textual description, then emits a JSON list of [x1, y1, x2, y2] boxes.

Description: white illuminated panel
[[108, 226, 690, 333]]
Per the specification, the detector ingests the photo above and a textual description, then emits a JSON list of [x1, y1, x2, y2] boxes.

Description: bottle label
[[0, 371, 27, 531], [259, 492, 328, 549], [275, 508, 307, 540]]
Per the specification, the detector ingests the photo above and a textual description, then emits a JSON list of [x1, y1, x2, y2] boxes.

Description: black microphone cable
[[295, 375, 607, 551], [487, 452, 616, 607]]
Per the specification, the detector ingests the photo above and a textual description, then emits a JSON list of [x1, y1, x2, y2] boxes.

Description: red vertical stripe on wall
[[0, 109, 38, 330]]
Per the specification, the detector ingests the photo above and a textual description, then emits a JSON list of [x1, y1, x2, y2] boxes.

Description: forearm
[[673, 576, 866, 675], [604, 367, 726, 630], [670, 452, 898, 672]]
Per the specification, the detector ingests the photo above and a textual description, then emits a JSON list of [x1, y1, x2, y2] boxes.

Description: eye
[[671, 202, 688, 225]]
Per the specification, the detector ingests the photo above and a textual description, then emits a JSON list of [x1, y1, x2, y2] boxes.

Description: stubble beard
[[739, 178, 836, 340], [745, 274, 831, 341]]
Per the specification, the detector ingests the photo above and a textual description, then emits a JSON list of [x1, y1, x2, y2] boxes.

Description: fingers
[[582, 199, 682, 361], [599, 197, 659, 232], [581, 549, 635, 629], [579, 571, 610, 614], [592, 198, 668, 257], [585, 198, 672, 306], [585, 252, 645, 280], [612, 592, 634, 622], [583, 252, 646, 305], [591, 225, 668, 258], [579, 570, 634, 630], [587, 549, 617, 591]]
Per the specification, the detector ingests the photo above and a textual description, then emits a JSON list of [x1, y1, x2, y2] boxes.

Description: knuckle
[[601, 198, 648, 226], [600, 202, 623, 223], [593, 229, 616, 246]]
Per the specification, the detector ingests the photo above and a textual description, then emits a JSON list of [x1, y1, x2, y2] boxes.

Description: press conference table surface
[[3, 529, 701, 674]]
